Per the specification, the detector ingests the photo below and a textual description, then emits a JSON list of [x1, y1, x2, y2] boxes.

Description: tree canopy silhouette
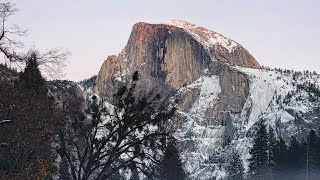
[[58, 71, 176, 180]]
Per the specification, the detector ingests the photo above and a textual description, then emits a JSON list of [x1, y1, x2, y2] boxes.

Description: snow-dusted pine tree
[[267, 126, 277, 175], [305, 130, 320, 179], [159, 141, 186, 180], [248, 122, 269, 180], [287, 136, 303, 178], [274, 137, 288, 179]]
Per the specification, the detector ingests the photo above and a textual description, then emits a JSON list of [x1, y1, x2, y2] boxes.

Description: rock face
[[95, 20, 260, 127], [93, 20, 263, 178], [48, 80, 85, 116], [95, 20, 260, 97]]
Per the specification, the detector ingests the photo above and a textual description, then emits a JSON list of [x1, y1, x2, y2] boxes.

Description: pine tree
[[287, 136, 303, 179], [301, 140, 310, 180], [274, 137, 288, 179], [249, 122, 269, 180], [226, 151, 244, 180], [267, 126, 278, 172], [18, 53, 47, 94], [58, 156, 71, 180], [159, 141, 186, 180], [306, 130, 320, 179]]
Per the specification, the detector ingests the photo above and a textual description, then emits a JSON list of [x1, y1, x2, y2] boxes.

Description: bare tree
[[0, 1, 69, 79], [57, 72, 175, 180], [22, 48, 70, 79], [0, 1, 26, 62]]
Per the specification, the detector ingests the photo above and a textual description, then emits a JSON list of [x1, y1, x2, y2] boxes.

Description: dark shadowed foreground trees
[[0, 54, 64, 179], [58, 71, 176, 180], [0, 4, 70, 177]]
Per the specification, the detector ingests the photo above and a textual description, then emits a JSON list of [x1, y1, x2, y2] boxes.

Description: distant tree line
[[224, 122, 320, 180], [0, 63, 18, 74], [261, 66, 319, 78], [78, 75, 97, 91], [248, 122, 320, 180]]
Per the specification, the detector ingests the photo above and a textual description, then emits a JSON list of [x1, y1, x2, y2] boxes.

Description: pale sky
[[7, 0, 320, 81]]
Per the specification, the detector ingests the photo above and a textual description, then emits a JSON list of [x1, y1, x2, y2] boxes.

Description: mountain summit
[[91, 20, 320, 179], [95, 20, 259, 96]]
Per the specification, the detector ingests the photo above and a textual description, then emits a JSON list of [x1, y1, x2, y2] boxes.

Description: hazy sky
[[7, 0, 320, 81]]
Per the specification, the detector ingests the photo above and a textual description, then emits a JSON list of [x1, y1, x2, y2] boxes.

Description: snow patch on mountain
[[161, 20, 238, 54]]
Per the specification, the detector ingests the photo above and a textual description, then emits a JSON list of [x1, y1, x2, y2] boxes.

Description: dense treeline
[[78, 75, 97, 91], [248, 122, 320, 180]]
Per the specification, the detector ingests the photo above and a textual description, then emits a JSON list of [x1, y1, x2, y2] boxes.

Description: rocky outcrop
[[48, 80, 85, 120]]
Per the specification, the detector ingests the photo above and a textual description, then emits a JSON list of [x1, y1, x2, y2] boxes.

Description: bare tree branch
[[24, 48, 70, 79], [58, 72, 175, 180], [0, 2, 69, 79], [0, 1, 26, 62]]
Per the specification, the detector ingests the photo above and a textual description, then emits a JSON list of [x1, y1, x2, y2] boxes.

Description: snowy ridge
[[161, 20, 238, 54]]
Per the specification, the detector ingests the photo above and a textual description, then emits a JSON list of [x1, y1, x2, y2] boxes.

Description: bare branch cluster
[[0, 1, 69, 79], [24, 48, 70, 79], [0, 1, 26, 62], [58, 72, 175, 180]]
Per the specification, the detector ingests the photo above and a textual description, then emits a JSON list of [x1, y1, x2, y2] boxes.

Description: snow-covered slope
[[172, 67, 320, 179]]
